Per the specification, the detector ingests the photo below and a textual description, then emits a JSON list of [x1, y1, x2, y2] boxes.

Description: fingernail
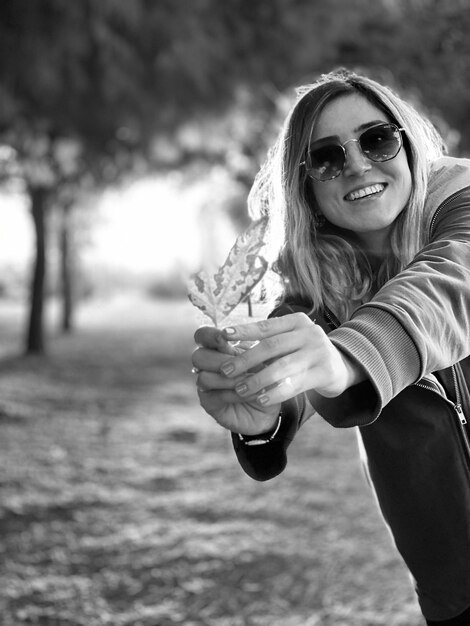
[[258, 394, 269, 406], [221, 362, 235, 376], [224, 327, 236, 336], [235, 382, 248, 395]]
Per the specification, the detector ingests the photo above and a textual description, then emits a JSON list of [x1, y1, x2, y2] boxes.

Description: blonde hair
[[248, 69, 445, 321]]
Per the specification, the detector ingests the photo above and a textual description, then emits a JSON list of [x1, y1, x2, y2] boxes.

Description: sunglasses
[[301, 122, 406, 182]]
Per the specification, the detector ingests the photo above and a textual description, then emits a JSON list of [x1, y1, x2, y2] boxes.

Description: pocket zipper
[[450, 366, 470, 460], [415, 371, 470, 460], [323, 306, 470, 459]]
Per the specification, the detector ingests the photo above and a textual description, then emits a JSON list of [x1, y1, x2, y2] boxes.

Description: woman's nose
[[343, 141, 372, 177]]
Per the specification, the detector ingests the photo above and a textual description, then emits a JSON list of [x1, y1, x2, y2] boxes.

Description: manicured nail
[[221, 362, 235, 376], [235, 382, 248, 395], [257, 394, 269, 406], [224, 327, 236, 336]]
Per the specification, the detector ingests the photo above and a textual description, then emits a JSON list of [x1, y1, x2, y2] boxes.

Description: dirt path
[[0, 296, 422, 625]]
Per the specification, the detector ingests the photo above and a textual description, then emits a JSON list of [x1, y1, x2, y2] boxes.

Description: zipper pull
[[455, 403, 468, 425]]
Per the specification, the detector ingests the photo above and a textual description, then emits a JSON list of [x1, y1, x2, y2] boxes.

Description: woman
[[191, 69, 470, 624]]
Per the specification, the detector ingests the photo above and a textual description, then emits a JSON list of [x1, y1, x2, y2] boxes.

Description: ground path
[[0, 295, 421, 625]]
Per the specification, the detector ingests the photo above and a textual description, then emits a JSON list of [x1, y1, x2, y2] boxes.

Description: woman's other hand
[[216, 313, 365, 408], [192, 326, 281, 435]]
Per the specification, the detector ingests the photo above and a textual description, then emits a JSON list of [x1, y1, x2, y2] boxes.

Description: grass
[[0, 295, 424, 625]]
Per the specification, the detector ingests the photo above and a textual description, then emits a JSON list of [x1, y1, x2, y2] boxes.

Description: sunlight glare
[[0, 192, 33, 264], [91, 177, 201, 274], [90, 172, 238, 276]]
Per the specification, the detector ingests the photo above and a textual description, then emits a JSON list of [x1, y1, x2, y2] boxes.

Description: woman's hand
[[192, 326, 282, 435], [215, 312, 365, 407]]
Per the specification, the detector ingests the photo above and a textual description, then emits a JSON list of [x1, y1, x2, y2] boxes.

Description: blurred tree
[[167, 0, 470, 234], [0, 0, 154, 351], [0, 0, 330, 350], [332, 0, 470, 153], [0, 0, 469, 354], [0, 0, 313, 350]]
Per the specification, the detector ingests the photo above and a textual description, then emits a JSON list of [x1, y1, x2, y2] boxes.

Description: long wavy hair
[[248, 69, 445, 321]]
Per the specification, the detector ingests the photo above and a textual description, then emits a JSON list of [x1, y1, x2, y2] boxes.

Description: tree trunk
[[26, 187, 48, 354], [60, 204, 73, 333], [246, 294, 253, 317]]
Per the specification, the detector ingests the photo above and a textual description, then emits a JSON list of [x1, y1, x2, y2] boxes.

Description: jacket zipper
[[450, 366, 470, 458], [326, 305, 470, 461], [428, 187, 470, 462], [324, 307, 340, 331], [429, 185, 470, 236], [415, 374, 470, 461]]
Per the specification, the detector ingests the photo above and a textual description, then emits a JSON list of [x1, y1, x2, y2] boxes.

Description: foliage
[[161, 0, 470, 220], [0, 0, 161, 351], [332, 0, 470, 154], [0, 0, 153, 189], [1, 0, 469, 184], [0, 0, 469, 352]]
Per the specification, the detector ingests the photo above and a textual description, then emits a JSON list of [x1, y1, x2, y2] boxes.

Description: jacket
[[231, 156, 470, 621]]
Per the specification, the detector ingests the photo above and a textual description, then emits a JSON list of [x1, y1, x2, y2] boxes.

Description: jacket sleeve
[[231, 393, 307, 481], [317, 185, 470, 428]]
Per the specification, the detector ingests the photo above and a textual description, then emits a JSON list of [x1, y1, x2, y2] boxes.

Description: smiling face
[[310, 93, 413, 254]]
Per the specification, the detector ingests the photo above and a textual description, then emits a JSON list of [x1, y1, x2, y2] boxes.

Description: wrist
[[237, 412, 283, 446], [341, 352, 367, 389]]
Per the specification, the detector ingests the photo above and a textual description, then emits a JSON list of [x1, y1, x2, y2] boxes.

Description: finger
[[192, 347, 232, 372], [197, 388, 246, 413], [194, 326, 222, 347], [254, 375, 299, 407], [235, 340, 260, 351], [222, 312, 313, 342], [219, 329, 306, 378], [194, 326, 235, 355], [196, 370, 245, 391], [233, 353, 306, 398]]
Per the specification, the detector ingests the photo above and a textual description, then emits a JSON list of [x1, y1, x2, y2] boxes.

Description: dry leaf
[[188, 217, 269, 326]]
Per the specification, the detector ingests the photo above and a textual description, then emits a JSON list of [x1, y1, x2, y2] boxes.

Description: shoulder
[[428, 155, 470, 184], [425, 156, 470, 215]]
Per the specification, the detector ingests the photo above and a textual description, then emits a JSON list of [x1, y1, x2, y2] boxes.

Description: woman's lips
[[344, 183, 387, 201]]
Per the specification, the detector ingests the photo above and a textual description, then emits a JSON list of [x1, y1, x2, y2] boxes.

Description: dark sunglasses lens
[[308, 145, 344, 181], [361, 124, 401, 161]]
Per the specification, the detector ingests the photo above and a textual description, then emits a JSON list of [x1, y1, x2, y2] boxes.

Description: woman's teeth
[[345, 183, 385, 201]]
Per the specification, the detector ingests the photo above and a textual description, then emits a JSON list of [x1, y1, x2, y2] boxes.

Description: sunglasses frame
[[300, 122, 406, 182]]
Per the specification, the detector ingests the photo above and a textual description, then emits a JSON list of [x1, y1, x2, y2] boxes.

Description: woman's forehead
[[311, 93, 390, 141]]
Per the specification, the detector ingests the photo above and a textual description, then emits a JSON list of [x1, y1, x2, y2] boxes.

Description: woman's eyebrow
[[312, 120, 387, 145], [353, 120, 386, 133], [310, 134, 337, 145]]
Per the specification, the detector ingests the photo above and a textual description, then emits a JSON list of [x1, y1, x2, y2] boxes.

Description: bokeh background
[[0, 1, 469, 624]]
